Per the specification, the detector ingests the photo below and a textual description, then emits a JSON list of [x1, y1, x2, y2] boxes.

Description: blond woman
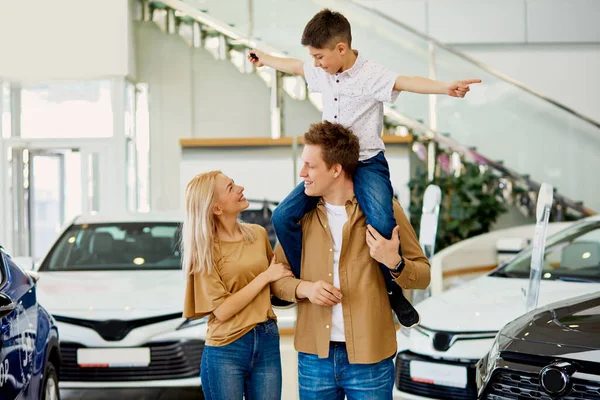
[[182, 171, 293, 400]]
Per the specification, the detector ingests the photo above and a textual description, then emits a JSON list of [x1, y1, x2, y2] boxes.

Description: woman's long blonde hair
[[181, 171, 257, 275]]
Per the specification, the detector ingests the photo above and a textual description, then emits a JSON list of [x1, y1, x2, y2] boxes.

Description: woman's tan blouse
[[183, 224, 276, 346]]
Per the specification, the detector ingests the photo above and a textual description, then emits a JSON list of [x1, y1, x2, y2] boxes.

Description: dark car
[[477, 291, 600, 399], [0, 246, 61, 400]]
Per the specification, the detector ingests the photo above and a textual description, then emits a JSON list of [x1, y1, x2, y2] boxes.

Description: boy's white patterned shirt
[[303, 53, 400, 161]]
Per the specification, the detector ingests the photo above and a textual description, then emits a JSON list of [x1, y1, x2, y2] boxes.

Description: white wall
[[364, 0, 600, 45], [455, 44, 600, 122], [181, 147, 299, 206], [134, 21, 321, 211], [180, 143, 412, 209], [362, 0, 600, 122], [0, 0, 134, 82]]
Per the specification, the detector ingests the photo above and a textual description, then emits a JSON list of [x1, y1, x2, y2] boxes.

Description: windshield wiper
[[551, 276, 599, 283], [491, 270, 523, 278]]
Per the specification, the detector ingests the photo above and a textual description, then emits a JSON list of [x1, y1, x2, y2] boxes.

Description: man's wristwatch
[[392, 257, 406, 274]]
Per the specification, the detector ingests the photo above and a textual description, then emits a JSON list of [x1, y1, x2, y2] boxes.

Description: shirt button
[[336, 80, 339, 83], [334, 115, 337, 119], [330, 248, 333, 252], [326, 325, 330, 329], [334, 98, 338, 101], [329, 273, 332, 277]]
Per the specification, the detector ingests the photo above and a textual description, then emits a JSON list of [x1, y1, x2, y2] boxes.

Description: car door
[[0, 250, 37, 400]]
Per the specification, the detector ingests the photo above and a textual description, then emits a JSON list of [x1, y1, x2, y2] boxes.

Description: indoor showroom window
[[20, 80, 114, 138]]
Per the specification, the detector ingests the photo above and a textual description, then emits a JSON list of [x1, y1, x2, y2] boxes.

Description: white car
[[394, 215, 600, 400], [26, 202, 294, 390]]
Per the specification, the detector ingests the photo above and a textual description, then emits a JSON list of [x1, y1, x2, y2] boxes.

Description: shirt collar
[[317, 196, 358, 207], [341, 50, 365, 78]]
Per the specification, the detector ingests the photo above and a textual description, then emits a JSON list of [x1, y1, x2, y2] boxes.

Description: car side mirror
[[26, 271, 40, 284], [0, 293, 15, 319]]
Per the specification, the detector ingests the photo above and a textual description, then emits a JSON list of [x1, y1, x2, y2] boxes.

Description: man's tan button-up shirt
[[271, 197, 430, 364]]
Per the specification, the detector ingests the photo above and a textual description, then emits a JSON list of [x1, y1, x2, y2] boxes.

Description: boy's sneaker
[[388, 287, 420, 328]]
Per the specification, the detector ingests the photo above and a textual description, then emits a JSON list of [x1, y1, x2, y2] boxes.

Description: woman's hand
[[262, 254, 294, 282]]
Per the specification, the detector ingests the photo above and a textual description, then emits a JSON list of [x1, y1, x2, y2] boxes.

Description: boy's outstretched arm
[[394, 76, 481, 98], [248, 49, 305, 76]]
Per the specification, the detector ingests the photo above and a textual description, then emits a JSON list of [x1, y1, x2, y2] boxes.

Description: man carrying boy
[[250, 9, 480, 327], [271, 121, 430, 399]]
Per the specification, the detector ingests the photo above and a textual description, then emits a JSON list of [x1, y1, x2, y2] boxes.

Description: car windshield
[[40, 222, 181, 271], [492, 220, 600, 282]]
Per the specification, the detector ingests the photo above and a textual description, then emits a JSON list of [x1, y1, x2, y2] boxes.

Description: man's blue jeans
[[272, 151, 396, 277], [200, 319, 282, 400], [298, 344, 395, 400]]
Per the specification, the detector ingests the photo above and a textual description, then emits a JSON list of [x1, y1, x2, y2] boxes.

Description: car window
[[494, 220, 600, 282], [40, 223, 181, 271], [240, 205, 277, 248]]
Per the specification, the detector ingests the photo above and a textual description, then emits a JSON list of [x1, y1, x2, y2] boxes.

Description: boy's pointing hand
[[446, 79, 482, 98]]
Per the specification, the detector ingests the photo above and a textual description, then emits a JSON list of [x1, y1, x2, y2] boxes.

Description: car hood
[[36, 271, 186, 320], [416, 276, 600, 332], [501, 291, 600, 350]]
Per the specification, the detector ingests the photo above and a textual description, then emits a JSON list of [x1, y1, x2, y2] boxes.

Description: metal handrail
[[383, 106, 593, 216], [347, 0, 600, 130], [158, 0, 286, 57]]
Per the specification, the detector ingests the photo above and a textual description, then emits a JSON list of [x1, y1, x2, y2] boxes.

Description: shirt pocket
[[340, 87, 363, 98]]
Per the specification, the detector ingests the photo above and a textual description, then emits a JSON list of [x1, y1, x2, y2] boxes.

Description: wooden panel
[[442, 264, 497, 278], [180, 137, 297, 147], [382, 135, 413, 144], [279, 328, 296, 336]]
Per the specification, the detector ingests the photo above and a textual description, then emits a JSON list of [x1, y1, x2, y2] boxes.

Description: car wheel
[[41, 362, 60, 400]]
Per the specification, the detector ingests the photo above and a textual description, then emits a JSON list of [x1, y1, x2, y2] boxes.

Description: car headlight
[[476, 332, 500, 392], [176, 317, 207, 330]]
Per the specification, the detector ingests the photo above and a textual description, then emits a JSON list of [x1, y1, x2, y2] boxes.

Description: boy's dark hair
[[301, 9, 352, 49], [304, 121, 360, 178]]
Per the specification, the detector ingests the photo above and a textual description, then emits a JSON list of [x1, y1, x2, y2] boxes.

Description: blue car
[[0, 247, 61, 400]]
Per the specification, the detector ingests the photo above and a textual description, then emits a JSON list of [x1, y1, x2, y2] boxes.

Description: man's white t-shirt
[[324, 202, 349, 342]]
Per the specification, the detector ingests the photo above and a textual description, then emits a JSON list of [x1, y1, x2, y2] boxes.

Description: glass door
[[29, 151, 66, 260], [5, 141, 120, 259]]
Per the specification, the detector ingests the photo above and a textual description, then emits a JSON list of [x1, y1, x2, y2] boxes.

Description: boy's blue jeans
[[298, 344, 395, 400], [200, 319, 282, 400], [272, 151, 397, 279]]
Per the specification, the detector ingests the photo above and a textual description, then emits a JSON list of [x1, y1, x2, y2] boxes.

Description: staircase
[[136, 0, 599, 219]]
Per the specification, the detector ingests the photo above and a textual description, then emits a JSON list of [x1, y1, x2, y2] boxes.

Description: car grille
[[60, 340, 204, 382], [482, 371, 600, 400], [395, 352, 478, 400], [53, 313, 182, 341]]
